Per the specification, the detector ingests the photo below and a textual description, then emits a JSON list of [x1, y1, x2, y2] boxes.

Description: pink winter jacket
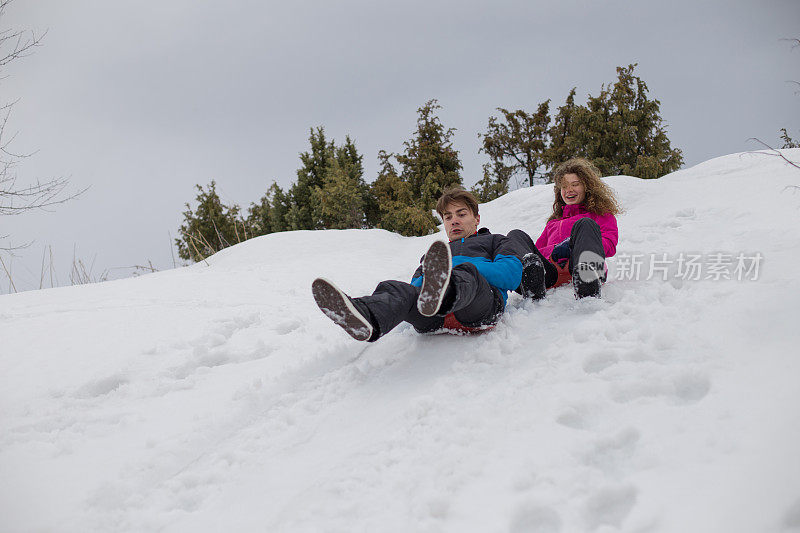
[[535, 204, 618, 260]]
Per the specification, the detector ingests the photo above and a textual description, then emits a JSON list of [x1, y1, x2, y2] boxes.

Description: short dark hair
[[436, 186, 479, 218]]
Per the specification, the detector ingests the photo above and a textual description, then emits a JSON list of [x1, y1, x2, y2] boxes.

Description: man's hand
[[550, 238, 571, 266]]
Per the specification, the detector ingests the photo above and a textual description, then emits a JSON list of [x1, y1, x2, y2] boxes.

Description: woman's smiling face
[[560, 173, 586, 205]]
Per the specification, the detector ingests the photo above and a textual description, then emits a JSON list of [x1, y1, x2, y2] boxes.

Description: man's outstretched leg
[[313, 240, 452, 341]]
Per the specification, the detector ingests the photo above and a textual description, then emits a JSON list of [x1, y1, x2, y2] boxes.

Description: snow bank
[[1, 150, 799, 532]]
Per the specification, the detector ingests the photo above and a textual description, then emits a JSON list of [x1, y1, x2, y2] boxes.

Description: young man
[[312, 187, 525, 341]]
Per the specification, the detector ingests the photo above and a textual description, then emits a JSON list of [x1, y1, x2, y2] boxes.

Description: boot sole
[[521, 254, 547, 300], [572, 263, 602, 299], [312, 278, 373, 341], [417, 240, 452, 317]]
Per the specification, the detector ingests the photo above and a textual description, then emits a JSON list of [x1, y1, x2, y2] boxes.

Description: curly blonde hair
[[548, 158, 622, 221]]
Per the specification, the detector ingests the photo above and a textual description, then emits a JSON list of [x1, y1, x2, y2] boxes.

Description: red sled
[[552, 261, 572, 288], [438, 312, 496, 335]]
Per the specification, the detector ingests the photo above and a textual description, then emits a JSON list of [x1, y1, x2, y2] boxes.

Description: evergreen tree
[[245, 193, 272, 237], [370, 150, 438, 236], [471, 163, 512, 203], [176, 181, 243, 262], [555, 65, 683, 179], [485, 65, 683, 184], [479, 101, 551, 194], [394, 99, 463, 212], [340, 137, 379, 228], [246, 181, 290, 236], [362, 183, 382, 230], [287, 129, 372, 231], [288, 127, 334, 230], [545, 88, 581, 173], [335, 135, 365, 183], [372, 99, 461, 236], [267, 182, 291, 232], [311, 139, 368, 229]]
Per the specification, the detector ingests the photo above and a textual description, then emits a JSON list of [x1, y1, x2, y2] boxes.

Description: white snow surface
[[2, 150, 800, 533]]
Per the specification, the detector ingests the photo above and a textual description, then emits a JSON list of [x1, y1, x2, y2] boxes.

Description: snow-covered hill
[[2, 150, 800, 533]]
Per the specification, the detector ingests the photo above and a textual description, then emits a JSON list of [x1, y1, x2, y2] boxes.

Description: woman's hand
[[550, 238, 571, 265]]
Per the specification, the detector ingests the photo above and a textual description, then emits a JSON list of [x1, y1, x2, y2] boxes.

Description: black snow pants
[[353, 262, 503, 341], [507, 217, 606, 289]]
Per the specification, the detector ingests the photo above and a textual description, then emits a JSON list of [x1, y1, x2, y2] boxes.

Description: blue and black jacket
[[410, 228, 524, 307]]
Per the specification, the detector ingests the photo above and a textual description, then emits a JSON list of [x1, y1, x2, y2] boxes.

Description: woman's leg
[[569, 218, 605, 277], [507, 229, 559, 291], [569, 218, 605, 298]]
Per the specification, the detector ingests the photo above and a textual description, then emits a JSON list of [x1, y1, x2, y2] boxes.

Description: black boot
[[572, 262, 602, 299], [520, 253, 547, 300]]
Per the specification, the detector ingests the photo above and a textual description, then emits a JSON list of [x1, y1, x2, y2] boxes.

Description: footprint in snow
[[610, 370, 710, 405], [74, 374, 129, 399], [168, 345, 233, 380], [555, 403, 600, 431], [583, 484, 638, 530], [273, 318, 304, 335], [652, 332, 676, 351], [582, 350, 619, 374], [222, 313, 261, 335], [509, 503, 562, 533], [582, 427, 640, 473], [672, 371, 711, 404]]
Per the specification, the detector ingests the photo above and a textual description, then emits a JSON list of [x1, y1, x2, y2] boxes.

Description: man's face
[[442, 201, 480, 241]]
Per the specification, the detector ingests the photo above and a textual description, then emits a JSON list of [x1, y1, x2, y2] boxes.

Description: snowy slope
[[2, 150, 800, 533]]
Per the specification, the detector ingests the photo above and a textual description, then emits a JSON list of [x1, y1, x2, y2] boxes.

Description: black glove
[[550, 238, 571, 266]]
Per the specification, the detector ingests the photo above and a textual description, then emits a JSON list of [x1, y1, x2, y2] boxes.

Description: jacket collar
[[450, 227, 489, 243], [562, 204, 588, 217]]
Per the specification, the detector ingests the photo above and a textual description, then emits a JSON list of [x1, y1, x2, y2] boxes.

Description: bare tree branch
[[778, 38, 800, 95], [0, 0, 86, 254], [746, 138, 800, 192], [0, 254, 17, 292], [0, 1, 46, 69], [780, 37, 800, 49], [0, 240, 31, 251], [0, 175, 89, 215], [747, 138, 800, 170]]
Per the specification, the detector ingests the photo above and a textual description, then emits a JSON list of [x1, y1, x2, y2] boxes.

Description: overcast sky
[[2, 0, 798, 293]]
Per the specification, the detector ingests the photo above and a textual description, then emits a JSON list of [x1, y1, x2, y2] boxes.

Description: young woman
[[508, 158, 621, 299]]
